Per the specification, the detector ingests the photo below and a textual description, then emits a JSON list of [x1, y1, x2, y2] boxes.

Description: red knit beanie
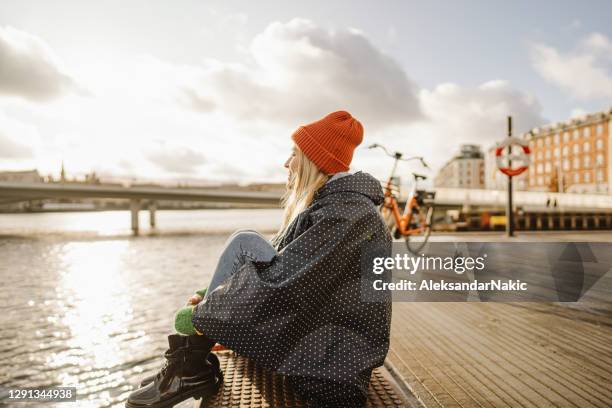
[[291, 110, 363, 174]]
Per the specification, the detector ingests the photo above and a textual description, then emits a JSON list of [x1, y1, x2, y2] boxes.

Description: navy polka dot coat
[[193, 171, 392, 406]]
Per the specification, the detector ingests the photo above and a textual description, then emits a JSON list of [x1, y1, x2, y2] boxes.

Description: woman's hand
[[187, 294, 203, 305]]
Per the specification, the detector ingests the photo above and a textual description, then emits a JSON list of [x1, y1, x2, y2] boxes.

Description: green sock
[[174, 288, 208, 336], [174, 306, 197, 336]]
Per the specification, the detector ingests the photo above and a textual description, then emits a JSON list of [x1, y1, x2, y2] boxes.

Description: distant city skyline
[[0, 0, 611, 184]]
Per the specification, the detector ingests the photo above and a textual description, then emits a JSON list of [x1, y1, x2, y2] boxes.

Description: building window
[[573, 129, 580, 140], [554, 133, 560, 144], [596, 138, 604, 150], [583, 127, 590, 137], [545, 137, 551, 146], [537, 163, 543, 174], [584, 155, 591, 168], [573, 173, 580, 183], [596, 124, 604, 135], [563, 131, 570, 142], [573, 144, 580, 154], [553, 147, 559, 158], [563, 159, 570, 171], [573, 157, 580, 169], [545, 149, 551, 159], [583, 141, 590, 152], [545, 162, 551, 173], [536, 151, 542, 160], [562, 146, 568, 156], [596, 153, 605, 166], [597, 169, 604, 182], [538, 176, 543, 185], [584, 171, 591, 183]]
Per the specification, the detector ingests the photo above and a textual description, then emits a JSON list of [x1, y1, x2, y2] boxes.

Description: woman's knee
[[227, 228, 260, 241], [225, 229, 265, 245], [224, 230, 275, 261]]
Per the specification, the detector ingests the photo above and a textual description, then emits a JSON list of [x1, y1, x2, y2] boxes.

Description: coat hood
[[314, 170, 384, 205]]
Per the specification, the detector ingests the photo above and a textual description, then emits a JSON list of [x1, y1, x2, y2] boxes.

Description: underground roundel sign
[[495, 137, 531, 177]]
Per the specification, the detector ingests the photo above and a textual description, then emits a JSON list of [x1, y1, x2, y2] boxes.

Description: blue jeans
[[203, 229, 277, 301]]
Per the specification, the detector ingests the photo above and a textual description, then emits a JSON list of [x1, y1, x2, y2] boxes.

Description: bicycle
[[368, 143, 435, 254]]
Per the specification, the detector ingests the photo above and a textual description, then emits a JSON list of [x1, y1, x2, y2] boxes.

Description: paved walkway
[[387, 302, 612, 407]]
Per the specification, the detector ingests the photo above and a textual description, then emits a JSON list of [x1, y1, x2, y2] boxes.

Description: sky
[[0, 0, 611, 185]]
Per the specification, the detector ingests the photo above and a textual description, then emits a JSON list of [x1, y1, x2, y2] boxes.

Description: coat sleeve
[[191, 200, 375, 354]]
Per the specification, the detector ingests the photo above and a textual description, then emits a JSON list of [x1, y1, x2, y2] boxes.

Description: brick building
[[524, 108, 611, 194], [483, 108, 611, 193]]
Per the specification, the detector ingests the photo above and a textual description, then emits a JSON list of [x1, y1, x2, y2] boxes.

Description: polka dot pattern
[[193, 170, 393, 406]]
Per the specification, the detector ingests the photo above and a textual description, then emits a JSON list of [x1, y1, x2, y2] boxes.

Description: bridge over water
[[1, 182, 611, 234]]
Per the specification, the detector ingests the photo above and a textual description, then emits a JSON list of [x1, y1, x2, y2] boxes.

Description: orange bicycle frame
[[382, 179, 424, 236]]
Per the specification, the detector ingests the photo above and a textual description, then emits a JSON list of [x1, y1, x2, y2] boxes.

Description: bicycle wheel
[[403, 205, 433, 254]]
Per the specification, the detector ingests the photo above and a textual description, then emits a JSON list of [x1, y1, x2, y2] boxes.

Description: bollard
[[559, 213, 566, 230], [130, 199, 140, 235], [149, 201, 157, 229], [525, 214, 531, 230], [548, 214, 554, 230]]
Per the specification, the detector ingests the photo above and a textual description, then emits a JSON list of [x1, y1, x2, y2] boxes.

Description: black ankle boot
[[126, 334, 221, 408], [139, 348, 221, 387]]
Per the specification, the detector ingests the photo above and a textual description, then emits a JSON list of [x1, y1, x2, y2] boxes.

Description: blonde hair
[[271, 146, 330, 249]]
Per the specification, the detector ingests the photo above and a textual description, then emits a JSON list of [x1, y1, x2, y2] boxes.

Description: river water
[[0, 209, 282, 407]]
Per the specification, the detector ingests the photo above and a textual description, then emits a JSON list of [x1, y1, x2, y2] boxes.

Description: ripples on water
[[0, 209, 281, 407]]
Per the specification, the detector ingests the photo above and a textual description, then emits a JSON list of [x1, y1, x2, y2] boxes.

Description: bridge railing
[[411, 188, 612, 211]]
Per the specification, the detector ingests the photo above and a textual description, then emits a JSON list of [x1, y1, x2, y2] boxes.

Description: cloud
[[570, 107, 587, 118], [178, 88, 216, 113], [530, 32, 612, 100], [0, 133, 31, 158], [361, 80, 546, 175], [420, 80, 545, 140], [208, 161, 248, 179], [0, 20, 545, 185], [0, 26, 80, 101], [182, 18, 422, 130], [0, 112, 38, 159], [146, 144, 206, 174]]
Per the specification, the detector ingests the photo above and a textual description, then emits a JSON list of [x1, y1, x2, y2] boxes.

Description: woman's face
[[284, 145, 298, 185]]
